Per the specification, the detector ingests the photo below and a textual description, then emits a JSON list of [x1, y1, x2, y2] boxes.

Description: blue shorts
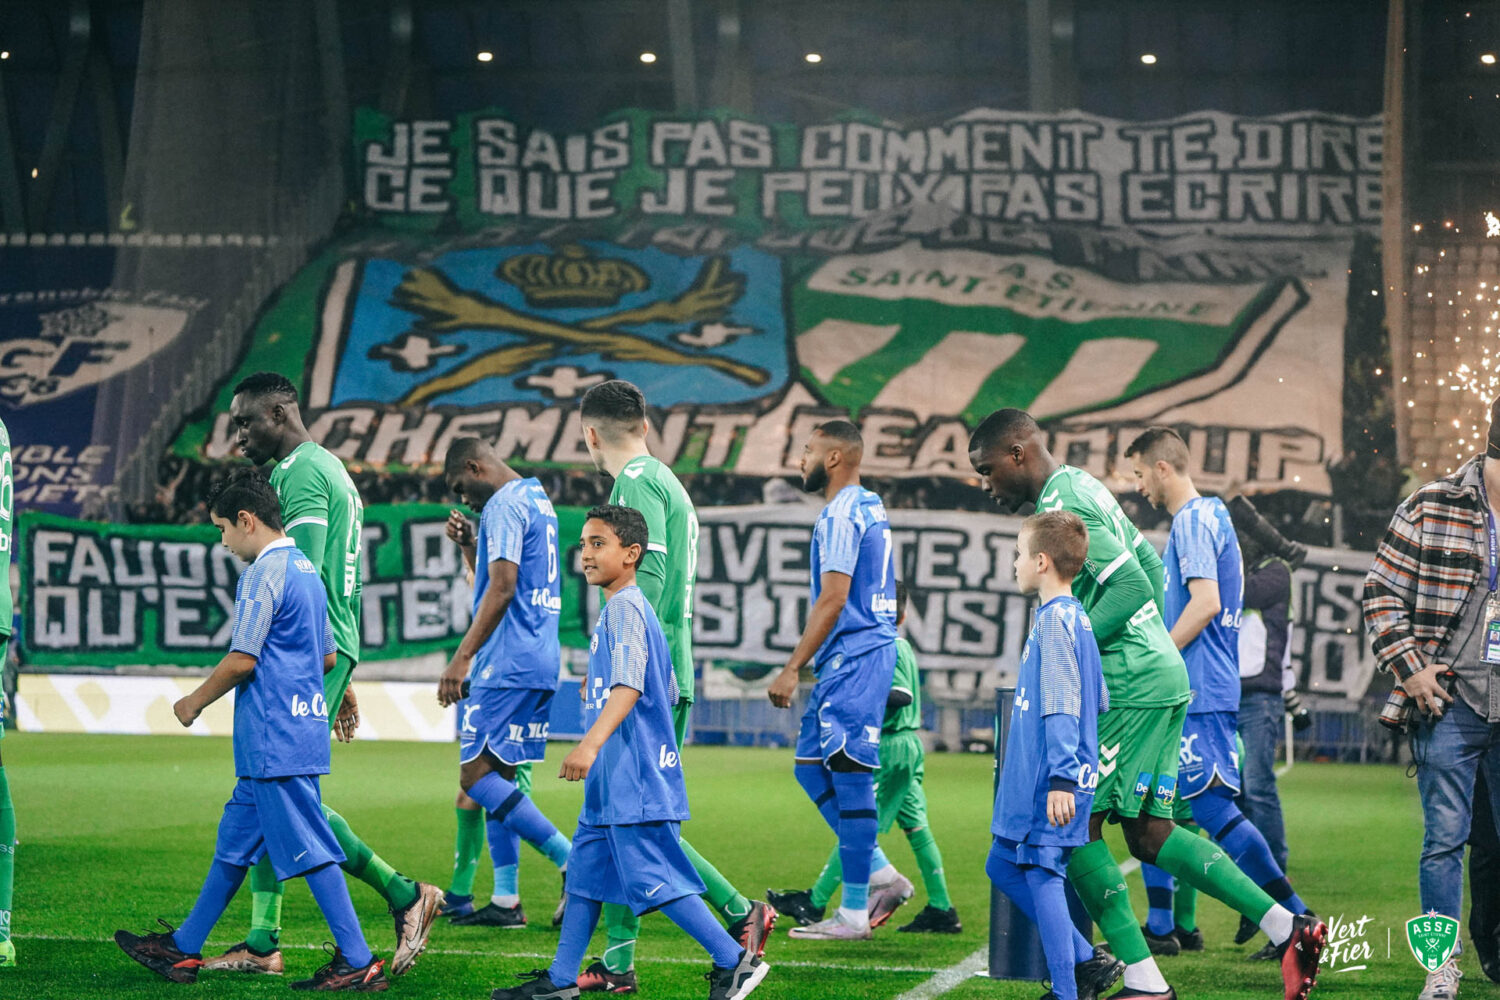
[[213, 776, 344, 881], [987, 836, 1073, 878], [1178, 710, 1242, 799], [459, 687, 554, 766], [565, 821, 705, 916], [795, 644, 897, 769]]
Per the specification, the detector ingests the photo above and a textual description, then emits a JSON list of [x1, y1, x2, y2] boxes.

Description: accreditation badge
[[1484, 594, 1500, 664]]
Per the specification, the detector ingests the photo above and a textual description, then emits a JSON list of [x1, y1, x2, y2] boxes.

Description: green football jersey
[[1036, 465, 1188, 708], [268, 440, 364, 662], [884, 637, 921, 734], [608, 454, 698, 701], [0, 418, 11, 636]]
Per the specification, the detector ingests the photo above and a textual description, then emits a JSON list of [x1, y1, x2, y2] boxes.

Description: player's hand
[[438, 654, 471, 707], [767, 666, 800, 709], [334, 688, 360, 742], [446, 509, 475, 548], [1406, 662, 1456, 719], [173, 696, 200, 728], [1046, 789, 1076, 827], [560, 743, 597, 781]]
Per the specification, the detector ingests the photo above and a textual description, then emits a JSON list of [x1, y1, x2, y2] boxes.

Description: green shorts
[[673, 698, 694, 748], [1094, 701, 1188, 820], [0, 636, 8, 740], [874, 731, 929, 833], [324, 651, 357, 726]]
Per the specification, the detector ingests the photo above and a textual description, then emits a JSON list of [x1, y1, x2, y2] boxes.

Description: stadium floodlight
[[476, 50, 494, 63], [1484, 53, 1497, 65], [0, 52, 9, 60], [1140, 53, 1158, 65], [639, 51, 657, 64], [805, 52, 822, 64]]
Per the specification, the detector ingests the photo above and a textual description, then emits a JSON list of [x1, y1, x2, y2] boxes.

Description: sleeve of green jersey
[[1077, 512, 1155, 647], [278, 463, 330, 566], [892, 638, 918, 697], [1134, 536, 1167, 613], [614, 475, 669, 610]]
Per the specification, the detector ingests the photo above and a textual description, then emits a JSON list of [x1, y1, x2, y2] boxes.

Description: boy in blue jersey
[[1125, 428, 1313, 958], [437, 438, 571, 930], [767, 421, 900, 941], [114, 474, 387, 991], [989, 510, 1114, 1000], [494, 505, 770, 1000]]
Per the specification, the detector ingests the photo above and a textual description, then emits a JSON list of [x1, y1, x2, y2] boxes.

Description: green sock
[[905, 826, 952, 911], [0, 768, 13, 943], [810, 847, 842, 909], [246, 855, 283, 953], [1173, 823, 1201, 930], [450, 807, 485, 897], [1154, 825, 1274, 923], [1066, 839, 1151, 965], [324, 805, 419, 911], [679, 838, 750, 922], [602, 903, 639, 973]]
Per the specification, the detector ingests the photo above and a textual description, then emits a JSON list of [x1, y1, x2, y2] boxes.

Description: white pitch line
[[15, 933, 941, 974]]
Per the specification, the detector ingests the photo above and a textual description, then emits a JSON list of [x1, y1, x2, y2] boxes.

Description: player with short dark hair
[[1126, 428, 1313, 958], [435, 437, 571, 929], [115, 479, 387, 990], [205, 373, 441, 977], [970, 409, 1326, 1000], [989, 509, 1116, 1000], [766, 421, 900, 941], [576, 380, 774, 991], [491, 505, 769, 1000]]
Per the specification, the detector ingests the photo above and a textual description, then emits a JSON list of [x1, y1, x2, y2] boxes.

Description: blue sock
[[1026, 867, 1080, 1000], [1141, 863, 1176, 936], [831, 771, 877, 912], [305, 862, 373, 968], [548, 893, 602, 987], [795, 762, 841, 834], [1193, 787, 1308, 915], [533, 832, 572, 869], [487, 818, 520, 902], [871, 845, 892, 872], [986, 842, 1095, 965], [174, 859, 247, 955], [471, 773, 570, 869], [660, 895, 744, 969]]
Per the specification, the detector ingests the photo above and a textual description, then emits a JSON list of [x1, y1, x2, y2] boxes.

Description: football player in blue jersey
[[988, 510, 1116, 1000], [767, 421, 903, 941], [1125, 428, 1315, 961], [438, 438, 572, 930], [493, 505, 769, 1000], [114, 474, 387, 991]]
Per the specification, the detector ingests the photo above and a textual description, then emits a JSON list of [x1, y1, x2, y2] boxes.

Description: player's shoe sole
[[391, 882, 444, 975], [786, 914, 872, 940], [1279, 916, 1327, 1000], [201, 940, 286, 974], [114, 924, 204, 984], [1075, 945, 1126, 1000], [867, 872, 914, 928], [290, 949, 389, 991], [764, 888, 824, 927], [575, 960, 637, 993]]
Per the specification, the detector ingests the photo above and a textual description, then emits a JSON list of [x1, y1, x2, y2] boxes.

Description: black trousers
[[1471, 766, 1500, 969]]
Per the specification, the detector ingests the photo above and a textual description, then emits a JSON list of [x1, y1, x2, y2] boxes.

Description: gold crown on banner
[[499, 244, 650, 308]]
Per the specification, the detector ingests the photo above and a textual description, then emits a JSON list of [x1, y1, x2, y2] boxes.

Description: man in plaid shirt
[[1363, 396, 1500, 1000]]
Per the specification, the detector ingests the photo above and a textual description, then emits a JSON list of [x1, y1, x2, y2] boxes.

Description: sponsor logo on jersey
[[529, 588, 563, 611], [1179, 732, 1203, 766], [290, 692, 328, 719], [1133, 771, 1152, 799], [1077, 762, 1100, 791], [658, 744, 680, 769], [1155, 778, 1177, 804], [870, 593, 898, 615], [460, 703, 480, 733]]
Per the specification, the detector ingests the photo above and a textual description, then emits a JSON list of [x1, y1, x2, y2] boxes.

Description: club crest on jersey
[[1013, 687, 1030, 712], [1179, 733, 1203, 766]]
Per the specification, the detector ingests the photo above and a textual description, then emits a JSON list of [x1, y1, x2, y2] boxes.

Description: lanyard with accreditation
[[1478, 475, 1500, 664]]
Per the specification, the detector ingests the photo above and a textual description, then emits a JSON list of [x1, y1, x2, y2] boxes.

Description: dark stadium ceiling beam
[[87, 23, 125, 230], [667, 0, 699, 110], [28, 0, 93, 229], [316, 0, 351, 172], [379, 0, 415, 119]]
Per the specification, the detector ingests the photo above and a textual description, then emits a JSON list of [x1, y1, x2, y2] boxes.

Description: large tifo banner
[[169, 107, 1375, 497], [20, 504, 1377, 700]]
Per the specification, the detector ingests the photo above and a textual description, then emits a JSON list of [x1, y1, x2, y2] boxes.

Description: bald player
[[967, 409, 1325, 1000]]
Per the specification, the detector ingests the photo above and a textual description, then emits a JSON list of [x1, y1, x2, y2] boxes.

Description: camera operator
[[1363, 395, 1500, 1000]]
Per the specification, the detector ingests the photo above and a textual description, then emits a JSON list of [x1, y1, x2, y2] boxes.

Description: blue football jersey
[[1164, 496, 1243, 715], [471, 477, 562, 691], [992, 595, 1107, 846], [581, 585, 689, 826], [810, 484, 898, 669], [228, 539, 338, 779]]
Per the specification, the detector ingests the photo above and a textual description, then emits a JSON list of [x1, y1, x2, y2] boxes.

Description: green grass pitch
[[0, 732, 1456, 999]]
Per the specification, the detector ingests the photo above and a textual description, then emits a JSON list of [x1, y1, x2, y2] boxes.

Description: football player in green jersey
[[573, 380, 774, 993], [968, 409, 1324, 1000], [768, 582, 959, 934], [0, 417, 15, 969], [205, 373, 442, 977]]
